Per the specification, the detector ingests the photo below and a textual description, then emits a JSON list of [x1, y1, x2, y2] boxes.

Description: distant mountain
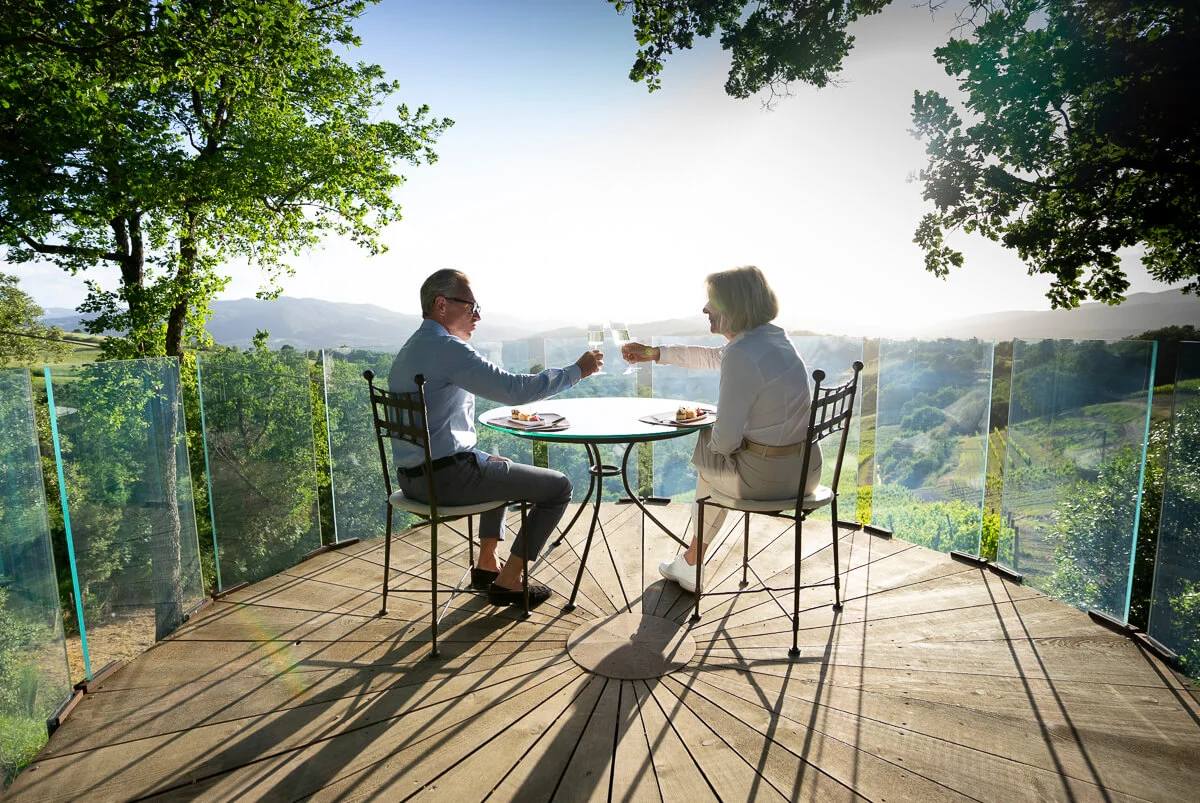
[[41, 289, 1200, 348], [914, 290, 1200, 340], [43, 296, 553, 349]]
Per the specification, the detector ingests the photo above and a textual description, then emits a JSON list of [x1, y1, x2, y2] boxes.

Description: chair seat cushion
[[707, 485, 835, 513], [388, 490, 510, 518]]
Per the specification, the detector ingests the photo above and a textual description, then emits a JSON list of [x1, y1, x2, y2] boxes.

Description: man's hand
[[575, 349, 604, 378], [621, 342, 659, 364]]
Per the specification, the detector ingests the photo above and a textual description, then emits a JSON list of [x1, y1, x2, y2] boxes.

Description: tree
[[607, 0, 889, 99], [0, 273, 66, 367], [606, 0, 1200, 308], [0, 0, 450, 358], [912, 0, 1200, 308]]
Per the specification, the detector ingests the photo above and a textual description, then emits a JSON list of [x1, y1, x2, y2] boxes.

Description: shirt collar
[[419, 318, 451, 337]]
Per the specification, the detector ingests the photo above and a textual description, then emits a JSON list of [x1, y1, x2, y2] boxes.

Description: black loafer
[[470, 568, 500, 590], [487, 582, 552, 608]]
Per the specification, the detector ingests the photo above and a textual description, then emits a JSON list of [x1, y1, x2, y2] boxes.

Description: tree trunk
[[150, 373, 185, 640], [166, 213, 198, 358]]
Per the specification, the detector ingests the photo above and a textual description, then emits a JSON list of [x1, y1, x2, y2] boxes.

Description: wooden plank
[[609, 679, 662, 803], [47, 647, 574, 755], [633, 679, 718, 803], [645, 677, 789, 803], [539, 504, 630, 619], [308, 674, 605, 802], [679, 668, 1149, 803], [9, 661, 584, 802], [480, 676, 609, 802], [550, 676, 620, 802], [606, 504, 650, 615]]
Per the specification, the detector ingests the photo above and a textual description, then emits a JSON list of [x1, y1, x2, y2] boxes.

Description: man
[[389, 268, 604, 607]]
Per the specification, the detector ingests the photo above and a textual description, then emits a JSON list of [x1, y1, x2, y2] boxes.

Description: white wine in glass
[[586, 323, 606, 375], [609, 321, 639, 374]]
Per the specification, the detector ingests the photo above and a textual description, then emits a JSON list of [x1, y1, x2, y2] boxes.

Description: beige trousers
[[691, 431, 823, 545]]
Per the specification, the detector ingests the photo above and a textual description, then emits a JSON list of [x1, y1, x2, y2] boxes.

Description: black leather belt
[[398, 452, 471, 478]]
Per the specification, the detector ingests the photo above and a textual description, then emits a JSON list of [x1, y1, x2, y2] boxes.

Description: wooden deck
[[8, 502, 1200, 802]]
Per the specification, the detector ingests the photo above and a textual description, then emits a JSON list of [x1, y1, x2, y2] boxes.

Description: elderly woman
[[622, 265, 822, 593]]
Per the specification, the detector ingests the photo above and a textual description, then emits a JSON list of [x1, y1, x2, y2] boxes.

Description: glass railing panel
[[1147, 341, 1200, 675], [0, 369, 71, 784], [197, 350, 321, 590], [998, 339, 1156, 621], [871, 339, 995, 555], [792, 335, 866, 522], [45, 358, 204, 678], [544, 338, 639, 502], [650, 335, 725, 502], [322, 349, 398, 543]]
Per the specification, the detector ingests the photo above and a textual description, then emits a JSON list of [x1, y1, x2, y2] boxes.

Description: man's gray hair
[[705, 265, 779, 335], [420, 269, 470, 317]]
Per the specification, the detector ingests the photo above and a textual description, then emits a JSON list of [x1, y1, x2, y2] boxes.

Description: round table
[[480, 396, 715, 612]]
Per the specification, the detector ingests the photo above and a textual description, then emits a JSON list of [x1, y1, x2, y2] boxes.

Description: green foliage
[[196, 346, 321, 586], [0, 1, 450, 356], [1046, 445, 1146, 615], [1151, 401, 1200, 672], [608, 0, 889, 98], [901, 405, 946, 434], [912, 1, 1200, 307], [869, 484, 1007, 555], [0, 274, 68, 368], [0, 713, 46, 789]]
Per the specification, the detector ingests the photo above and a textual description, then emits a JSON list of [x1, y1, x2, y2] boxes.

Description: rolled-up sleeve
[[657, 343, 725, 371], [443, 340, 581, 404]]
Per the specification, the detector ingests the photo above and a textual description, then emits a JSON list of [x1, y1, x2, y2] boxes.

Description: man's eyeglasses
[[446, 296, 481, 316]]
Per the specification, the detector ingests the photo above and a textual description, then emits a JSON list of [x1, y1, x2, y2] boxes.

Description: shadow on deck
[[8, 503, 1200, 801]]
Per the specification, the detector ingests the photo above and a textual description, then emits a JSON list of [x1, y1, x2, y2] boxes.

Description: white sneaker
[[659, 554, 703, 593]]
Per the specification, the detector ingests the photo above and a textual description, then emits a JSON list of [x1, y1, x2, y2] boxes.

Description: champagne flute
[[609, 321, 639, 374], [586, 323, 606, 375]]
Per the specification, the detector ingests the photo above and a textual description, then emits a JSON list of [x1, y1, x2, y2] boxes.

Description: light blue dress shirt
[[388, 319, 582, 469]]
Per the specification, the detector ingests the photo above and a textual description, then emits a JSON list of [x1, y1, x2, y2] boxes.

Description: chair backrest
[[363, 370, 435, 505], [798, 360, 865, 501]]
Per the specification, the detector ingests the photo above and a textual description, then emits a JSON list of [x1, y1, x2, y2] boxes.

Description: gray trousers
[[691, 432, 823, 545], [396, 454, 572, 564]]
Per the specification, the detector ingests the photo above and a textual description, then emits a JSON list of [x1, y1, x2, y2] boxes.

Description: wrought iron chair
[[692, 360, 864, 657], [364, 370, 532, 659]]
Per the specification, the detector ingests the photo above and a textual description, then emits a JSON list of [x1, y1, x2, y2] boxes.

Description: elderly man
[[389, 268, 603, 607]]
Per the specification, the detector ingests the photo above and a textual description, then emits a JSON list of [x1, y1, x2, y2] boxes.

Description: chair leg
[[468, 515, 475, 571], [430, 519, 440, 659], [790, 515, 803, 658], [521, 503, 530, 618], [830, 498, 843, 611], [691, 502, 704, 623], [379, 505, 393, 616], [740, 513, 750, 588]]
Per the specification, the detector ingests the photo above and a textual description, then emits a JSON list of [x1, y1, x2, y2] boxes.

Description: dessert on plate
[[675, 406, 705, 422], [511, 409, 541, 422]]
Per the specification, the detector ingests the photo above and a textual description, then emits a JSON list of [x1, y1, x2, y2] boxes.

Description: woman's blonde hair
[[705, 265, 779, 334]]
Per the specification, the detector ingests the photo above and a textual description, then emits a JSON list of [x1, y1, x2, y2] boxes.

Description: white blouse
[[657, 323, 812, 456]]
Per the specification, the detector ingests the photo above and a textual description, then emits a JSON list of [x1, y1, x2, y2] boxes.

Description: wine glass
[[586, 323, 606, 375], [609, 321, 639, 374]]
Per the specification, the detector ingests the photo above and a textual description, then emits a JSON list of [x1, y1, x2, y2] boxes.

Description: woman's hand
[[486, 454, 512, 463], [621, 342, 659, 364]]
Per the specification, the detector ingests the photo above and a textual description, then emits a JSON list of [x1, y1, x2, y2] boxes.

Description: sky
[[12, 0, 1184, 335]]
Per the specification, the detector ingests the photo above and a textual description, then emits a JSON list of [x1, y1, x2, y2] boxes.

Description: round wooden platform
[[8, 502, 1199, 801], [567, 612, 695, 679]]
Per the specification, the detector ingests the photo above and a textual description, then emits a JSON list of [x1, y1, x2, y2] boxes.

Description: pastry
[[675, 406, 704, 421], [511, 409, 541, 422]]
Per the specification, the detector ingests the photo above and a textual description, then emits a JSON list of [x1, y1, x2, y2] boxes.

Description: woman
[[622, 265, 822, 593]]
